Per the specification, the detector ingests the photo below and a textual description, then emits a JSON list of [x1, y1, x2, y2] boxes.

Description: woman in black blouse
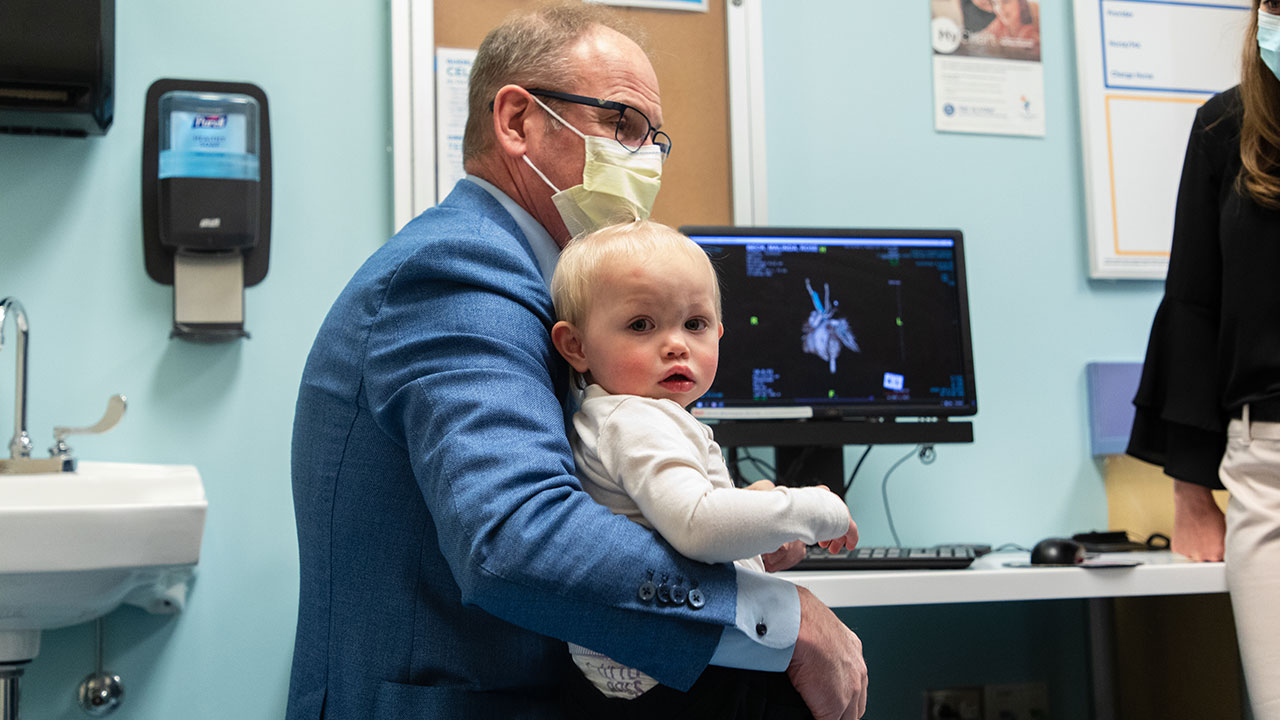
[[1129, 2, 1280, 715]]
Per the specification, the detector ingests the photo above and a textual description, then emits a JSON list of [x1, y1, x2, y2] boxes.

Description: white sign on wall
[[931, 0, 1047, 138], [435, 47, 476, 205], [1074, 0, 1249, 279]]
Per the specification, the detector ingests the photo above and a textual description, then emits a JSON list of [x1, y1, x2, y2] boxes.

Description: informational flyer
[[930, 0, 1046, 137], [587, 0, 707, 11], [1074, 0, 1248, 278], [435, 47, 476, 204]]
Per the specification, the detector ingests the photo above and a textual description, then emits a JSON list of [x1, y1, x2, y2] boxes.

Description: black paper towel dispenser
[[0, 0, 115, 136]]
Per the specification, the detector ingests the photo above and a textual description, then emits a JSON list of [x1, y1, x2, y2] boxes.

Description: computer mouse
[[1030, 537, 1086, 565]]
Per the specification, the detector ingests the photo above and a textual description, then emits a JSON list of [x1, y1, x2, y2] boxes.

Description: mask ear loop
[[529, 94, 588, 141], [523, 94, 590, 194], [522, 155, 562, 193]]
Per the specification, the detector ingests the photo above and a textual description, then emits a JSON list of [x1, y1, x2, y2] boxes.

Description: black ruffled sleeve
[[1126, 90, 1236, 490], [1128, 299, 1228, 488]]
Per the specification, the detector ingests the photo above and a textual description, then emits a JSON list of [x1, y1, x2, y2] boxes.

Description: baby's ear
[[551, 321, 590, 373]]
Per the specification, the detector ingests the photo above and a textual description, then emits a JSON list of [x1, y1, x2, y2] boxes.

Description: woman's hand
[[1172, 479, 1225, 561]]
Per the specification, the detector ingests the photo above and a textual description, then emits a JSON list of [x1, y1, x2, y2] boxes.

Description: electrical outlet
[[923, 686, 983, 720], [983, 682, 1049, 720]]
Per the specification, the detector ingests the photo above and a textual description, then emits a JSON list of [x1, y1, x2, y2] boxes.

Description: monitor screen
[[682, 226, 978, 421]]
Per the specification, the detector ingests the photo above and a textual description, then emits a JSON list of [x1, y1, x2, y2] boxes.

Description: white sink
[[0, 462, 207, 662]]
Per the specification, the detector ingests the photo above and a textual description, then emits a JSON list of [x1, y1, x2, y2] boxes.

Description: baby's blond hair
[[551, 220, 721, 328]]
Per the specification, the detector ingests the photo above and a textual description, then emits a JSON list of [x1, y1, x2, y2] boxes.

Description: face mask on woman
[[522, 95, 663, 238], [1258, 9, 1280, 80]]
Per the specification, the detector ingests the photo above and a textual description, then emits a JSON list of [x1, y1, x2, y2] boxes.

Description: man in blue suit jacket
[[287, 5, 867, 719]]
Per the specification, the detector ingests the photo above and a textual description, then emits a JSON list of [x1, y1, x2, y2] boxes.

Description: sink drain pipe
[[0, 663, 25, 720]]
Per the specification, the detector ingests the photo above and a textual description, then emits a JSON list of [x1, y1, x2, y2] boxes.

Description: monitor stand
[[712, 419, 973, 491], [775, 446, 845, 491]]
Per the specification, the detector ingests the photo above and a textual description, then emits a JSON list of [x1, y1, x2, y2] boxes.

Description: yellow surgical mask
[[523, 95, 663, 238]]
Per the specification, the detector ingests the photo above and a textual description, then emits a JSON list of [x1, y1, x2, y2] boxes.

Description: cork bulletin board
[[392, 0, 737, 233]]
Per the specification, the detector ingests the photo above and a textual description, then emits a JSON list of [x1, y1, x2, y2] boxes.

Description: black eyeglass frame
[[526, 88, 671, 159]]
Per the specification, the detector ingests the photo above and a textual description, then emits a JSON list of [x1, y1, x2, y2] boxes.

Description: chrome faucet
[[0, 298, 126, 474], [0, 297, 32, 461]]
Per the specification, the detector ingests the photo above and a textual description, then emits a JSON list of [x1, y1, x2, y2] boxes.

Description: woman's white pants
[[1221, 409, 1280, 720]]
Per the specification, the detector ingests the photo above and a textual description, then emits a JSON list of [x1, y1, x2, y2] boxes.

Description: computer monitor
[[681, 226, 978, 487]]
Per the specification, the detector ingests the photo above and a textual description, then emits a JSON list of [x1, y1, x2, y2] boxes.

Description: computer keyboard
[[791, 544, 979, 571]]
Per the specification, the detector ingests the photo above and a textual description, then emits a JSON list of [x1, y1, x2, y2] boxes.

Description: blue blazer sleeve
[[360, 191, 738, 689]]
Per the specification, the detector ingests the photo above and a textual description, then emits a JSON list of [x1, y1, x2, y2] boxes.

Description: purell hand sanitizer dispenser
[[142, 79, 271, 341]]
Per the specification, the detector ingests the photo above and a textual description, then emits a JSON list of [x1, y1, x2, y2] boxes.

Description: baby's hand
[[818, 517, 859, 554], [744, 479, 776, 491]]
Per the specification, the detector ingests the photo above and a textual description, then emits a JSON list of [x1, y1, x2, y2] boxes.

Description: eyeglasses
[[526, 88, 672, 160]]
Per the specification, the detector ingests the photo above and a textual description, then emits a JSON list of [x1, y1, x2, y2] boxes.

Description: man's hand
[[744, 479, 776, 491], [818, 517, 859, 554], [1172, 479, 1225, 561], [788, 586, 868, 719], [762, 540, 807, 572]]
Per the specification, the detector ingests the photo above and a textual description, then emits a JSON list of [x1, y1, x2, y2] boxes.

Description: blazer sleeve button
[[670, 584, 688, 604], [656, 582, 672, 605], [686, 588, 705, 609], [638, 581, 656, 602]]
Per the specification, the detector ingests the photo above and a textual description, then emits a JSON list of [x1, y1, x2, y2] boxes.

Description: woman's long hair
[[1238, 1, 1280, 208]]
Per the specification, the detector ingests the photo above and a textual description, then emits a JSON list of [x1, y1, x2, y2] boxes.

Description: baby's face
[[576, 257, 721, 407]]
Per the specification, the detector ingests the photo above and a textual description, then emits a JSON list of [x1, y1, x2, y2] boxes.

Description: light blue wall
[[761, 0, 1165, 547], [759, 2, 1167, 717], [0, 1, 1168, 718], [0, 1, 390, 717]]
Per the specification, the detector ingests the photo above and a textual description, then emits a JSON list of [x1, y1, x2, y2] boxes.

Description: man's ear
[[718, 322, 725, 339], [551, 321, 590, 373], [491, 84, 533, 159]]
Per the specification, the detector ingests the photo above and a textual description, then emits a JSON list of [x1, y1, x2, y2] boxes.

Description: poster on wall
[[929, 0, 1046, 137], [435, 47, 477, 204], [1074, 0, 1248, 279], [588, 0, 707, 10]]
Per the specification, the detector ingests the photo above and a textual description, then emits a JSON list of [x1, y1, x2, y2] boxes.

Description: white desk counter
[[779, 550, 1227, 608]]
